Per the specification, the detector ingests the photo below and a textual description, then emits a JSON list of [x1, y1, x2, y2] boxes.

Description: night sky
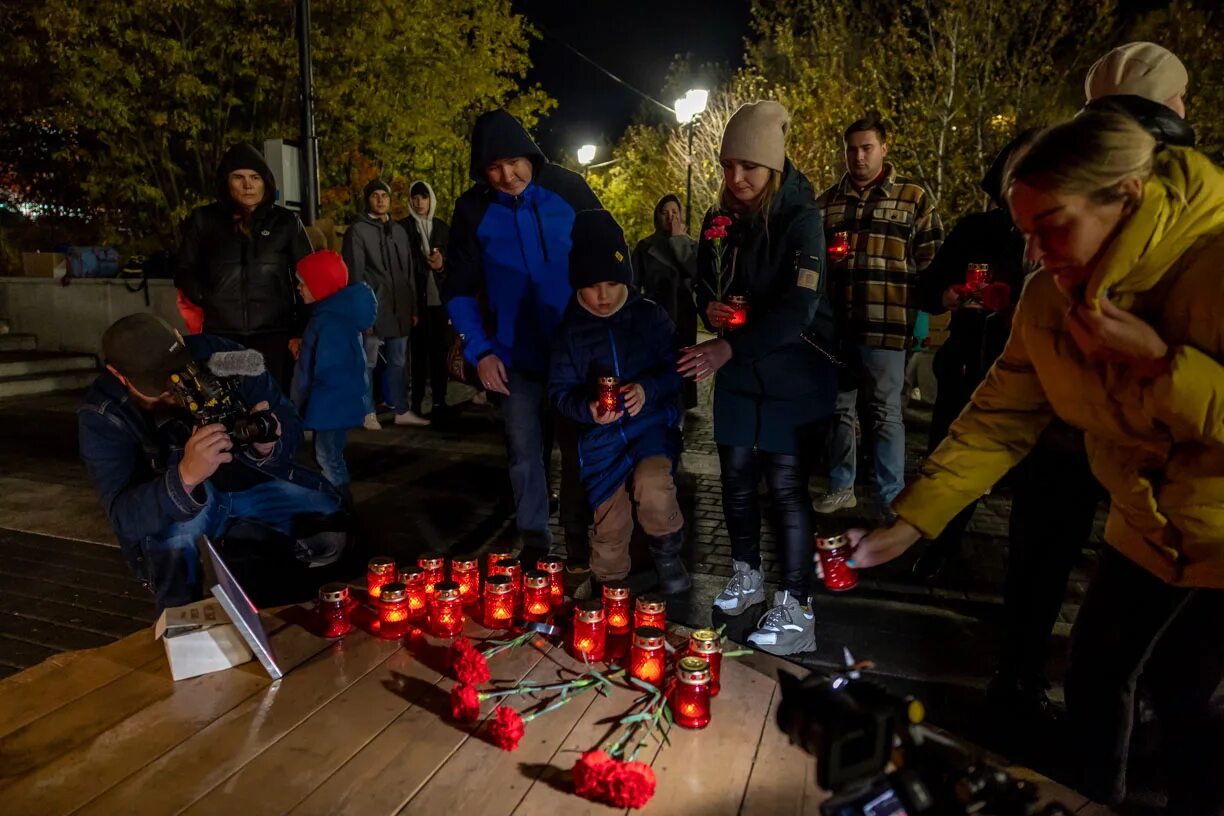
[[517, 0, 753, 159]]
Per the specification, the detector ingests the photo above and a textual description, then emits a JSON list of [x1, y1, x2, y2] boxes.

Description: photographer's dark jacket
[[78, 334, 320, 573], [695, 160, 839, 455], [341, 214, 416, 336], [548, 290, 682, 508], [174, 144, 314, 336]]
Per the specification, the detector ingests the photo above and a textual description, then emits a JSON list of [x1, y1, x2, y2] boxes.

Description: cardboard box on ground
[[154, 597, 253, 681], [20, 252, 67, 278]]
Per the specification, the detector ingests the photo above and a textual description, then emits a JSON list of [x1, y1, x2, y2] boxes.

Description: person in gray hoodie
[[403, 180, 451, 422], [341, 178, 425, 428]]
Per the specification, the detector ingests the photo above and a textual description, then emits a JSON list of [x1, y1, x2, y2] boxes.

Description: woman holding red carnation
[[678, 100, 839, 656]]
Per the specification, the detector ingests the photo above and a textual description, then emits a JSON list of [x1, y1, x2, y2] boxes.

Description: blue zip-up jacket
[[444, 110, 602, 375], [549, 290, 682, 508], [291, 282, 377, 431], [78, 334, 328, 575]]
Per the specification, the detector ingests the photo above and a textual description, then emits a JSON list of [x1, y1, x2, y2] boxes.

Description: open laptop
[[202, 536, 284, 680]]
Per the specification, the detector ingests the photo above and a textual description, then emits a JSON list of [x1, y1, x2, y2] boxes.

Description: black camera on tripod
[[777, 662, 1073, 816], [167, 352, 278, 446]]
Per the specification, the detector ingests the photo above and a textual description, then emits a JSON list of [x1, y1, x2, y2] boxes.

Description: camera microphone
[[206, 349, 267, 378]]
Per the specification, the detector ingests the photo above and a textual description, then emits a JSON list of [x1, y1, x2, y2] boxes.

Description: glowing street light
[[577, 144, 597, 166], [674, 89, 709, 232]]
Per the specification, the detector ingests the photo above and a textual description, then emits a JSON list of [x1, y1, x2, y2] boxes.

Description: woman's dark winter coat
[[174, 144, 314, 335], [549, 290, 682, 508], [695, 160, 838, 455]]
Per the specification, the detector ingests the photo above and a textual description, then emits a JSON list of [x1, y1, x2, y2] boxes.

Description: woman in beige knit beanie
[[678, 99, 842, 656]]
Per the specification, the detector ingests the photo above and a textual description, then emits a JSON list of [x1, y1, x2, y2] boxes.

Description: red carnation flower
[[604, 760, 657, 809], [703, 226, 728, 241], [980, 281, 1012, 312], [450, 683, 481, 723], [711, 214, 733, 228], [488, 705, 526, 751], [572, 750, 614, 799], [449, 637, 490, 685]]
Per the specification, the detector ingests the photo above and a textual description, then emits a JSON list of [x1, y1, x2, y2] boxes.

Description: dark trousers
[[719, 445, 813, 597], [213, 331, 294, 394], [410, 304, 449, 415], [1066, 548, 1224, 812], [1000, 444, 1103, 685]]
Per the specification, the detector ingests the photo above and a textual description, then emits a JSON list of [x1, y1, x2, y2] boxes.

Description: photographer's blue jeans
[[313, 429, 350, 491], [364, 335, 409, 414], [826, 346, 907, 506], [143, 479, 339, 613]]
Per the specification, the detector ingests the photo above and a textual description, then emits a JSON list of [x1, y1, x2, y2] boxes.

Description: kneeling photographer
[[80, 313, 343, 612]]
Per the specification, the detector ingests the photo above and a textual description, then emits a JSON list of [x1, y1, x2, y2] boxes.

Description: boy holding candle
[[549, 210, 690, 596]]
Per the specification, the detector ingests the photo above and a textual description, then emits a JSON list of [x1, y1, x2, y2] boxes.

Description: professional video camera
[[777, 653, 1073, 816], [167, 350, 278, 446]]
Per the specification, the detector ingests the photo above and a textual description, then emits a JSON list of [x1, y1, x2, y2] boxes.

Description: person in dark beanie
[[445, 109, 599, 567], [549, 210, 689, 595], [174, 143, 314, 390], [342, 177, 422, 429], [291, 250, 377, 500], [632, 194, 698, 409], [402, 180, 452, 422]]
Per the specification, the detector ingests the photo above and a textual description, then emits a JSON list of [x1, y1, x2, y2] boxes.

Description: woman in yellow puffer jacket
[[850, 110, 1224, 812]]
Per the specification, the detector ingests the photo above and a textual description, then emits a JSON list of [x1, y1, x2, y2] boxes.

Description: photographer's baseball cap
[[102, 313, 192, 397]]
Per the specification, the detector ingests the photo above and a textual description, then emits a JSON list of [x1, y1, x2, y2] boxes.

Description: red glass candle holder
[[687, 628, 722, 696], [396, 566, 429, 620], [629, 626, 666, 687], [482, 574, 515, 630], [966, 262, 992, 291], [570, 600, 606, 662], [829, 230, 851, 262], [634, 594, 666, 631], [378, 582, 410, 640], [367, 556, 396, 600], [537, 557, 565, 607], [602, 580, 632, 634], [451, 556, 481, 607], [725, 294, 749, 329], [817, 534, 859, 591], [316, 583, 353, 639], [596, 376, 621, 416], [522, 570, 553, 622], [485, 544, 515, 576], [429, 581, 465, 639], [417, 553, 446, 596], [670, 656, 712, 729]]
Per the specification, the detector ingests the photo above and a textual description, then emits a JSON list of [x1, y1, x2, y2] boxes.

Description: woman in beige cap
[[677, 100, 840, 656]]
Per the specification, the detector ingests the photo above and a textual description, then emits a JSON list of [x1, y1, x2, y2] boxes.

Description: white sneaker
[[472, 391, 488, 406], [362, 412, 382, 431], [813, 487, 857, 514], [394, 410, 431, 427], [712, 560, 766, 616], [747, 591, 816, 656]]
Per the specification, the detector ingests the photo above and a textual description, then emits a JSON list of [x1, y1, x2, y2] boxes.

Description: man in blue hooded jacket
[[444, 109, 600, 566]]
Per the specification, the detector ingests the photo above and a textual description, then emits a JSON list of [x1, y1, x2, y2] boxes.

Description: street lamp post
[[674, 89, 709, 234], [296, 0, 319, 225]]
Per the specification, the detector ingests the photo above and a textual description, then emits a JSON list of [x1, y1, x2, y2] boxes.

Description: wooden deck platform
[[0, 602, 1104, 815]]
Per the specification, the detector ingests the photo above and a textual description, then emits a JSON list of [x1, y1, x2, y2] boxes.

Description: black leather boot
[[651, 530, 691, 596]]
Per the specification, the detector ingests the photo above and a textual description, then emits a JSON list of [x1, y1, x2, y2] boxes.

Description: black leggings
[[718, 445, 813, 597]]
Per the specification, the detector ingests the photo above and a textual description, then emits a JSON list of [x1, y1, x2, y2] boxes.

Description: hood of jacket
[[468, 109, 546, 183], [1086, 145, 1224, 305], [981, 128, 1042, 208], [314, 281, 378, 332], [215, 143, 277, 211], [1082, 95, 1196, 149]]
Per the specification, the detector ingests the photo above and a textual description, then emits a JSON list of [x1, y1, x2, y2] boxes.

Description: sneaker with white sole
[[394, 410, 431, 427], [812, 487, 857, 514], [712, 560, 766, 616], [747, 591, 816, 656], [362, 412, 382, 431]]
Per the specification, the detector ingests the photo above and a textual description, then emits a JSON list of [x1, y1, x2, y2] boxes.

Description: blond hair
[[1005, 110, 1156, 204], [718, 170, 783, 219]]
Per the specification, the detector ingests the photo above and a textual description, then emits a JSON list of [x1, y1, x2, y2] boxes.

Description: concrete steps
[[0, 339, 98, 398]]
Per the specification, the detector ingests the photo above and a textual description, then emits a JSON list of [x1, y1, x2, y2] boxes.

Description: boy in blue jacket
[[549, 210, 690, 595], [291, 250, 377, 498]]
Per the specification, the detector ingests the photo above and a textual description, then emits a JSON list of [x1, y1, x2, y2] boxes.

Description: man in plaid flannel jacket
[[814, 116, 943, 515]]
